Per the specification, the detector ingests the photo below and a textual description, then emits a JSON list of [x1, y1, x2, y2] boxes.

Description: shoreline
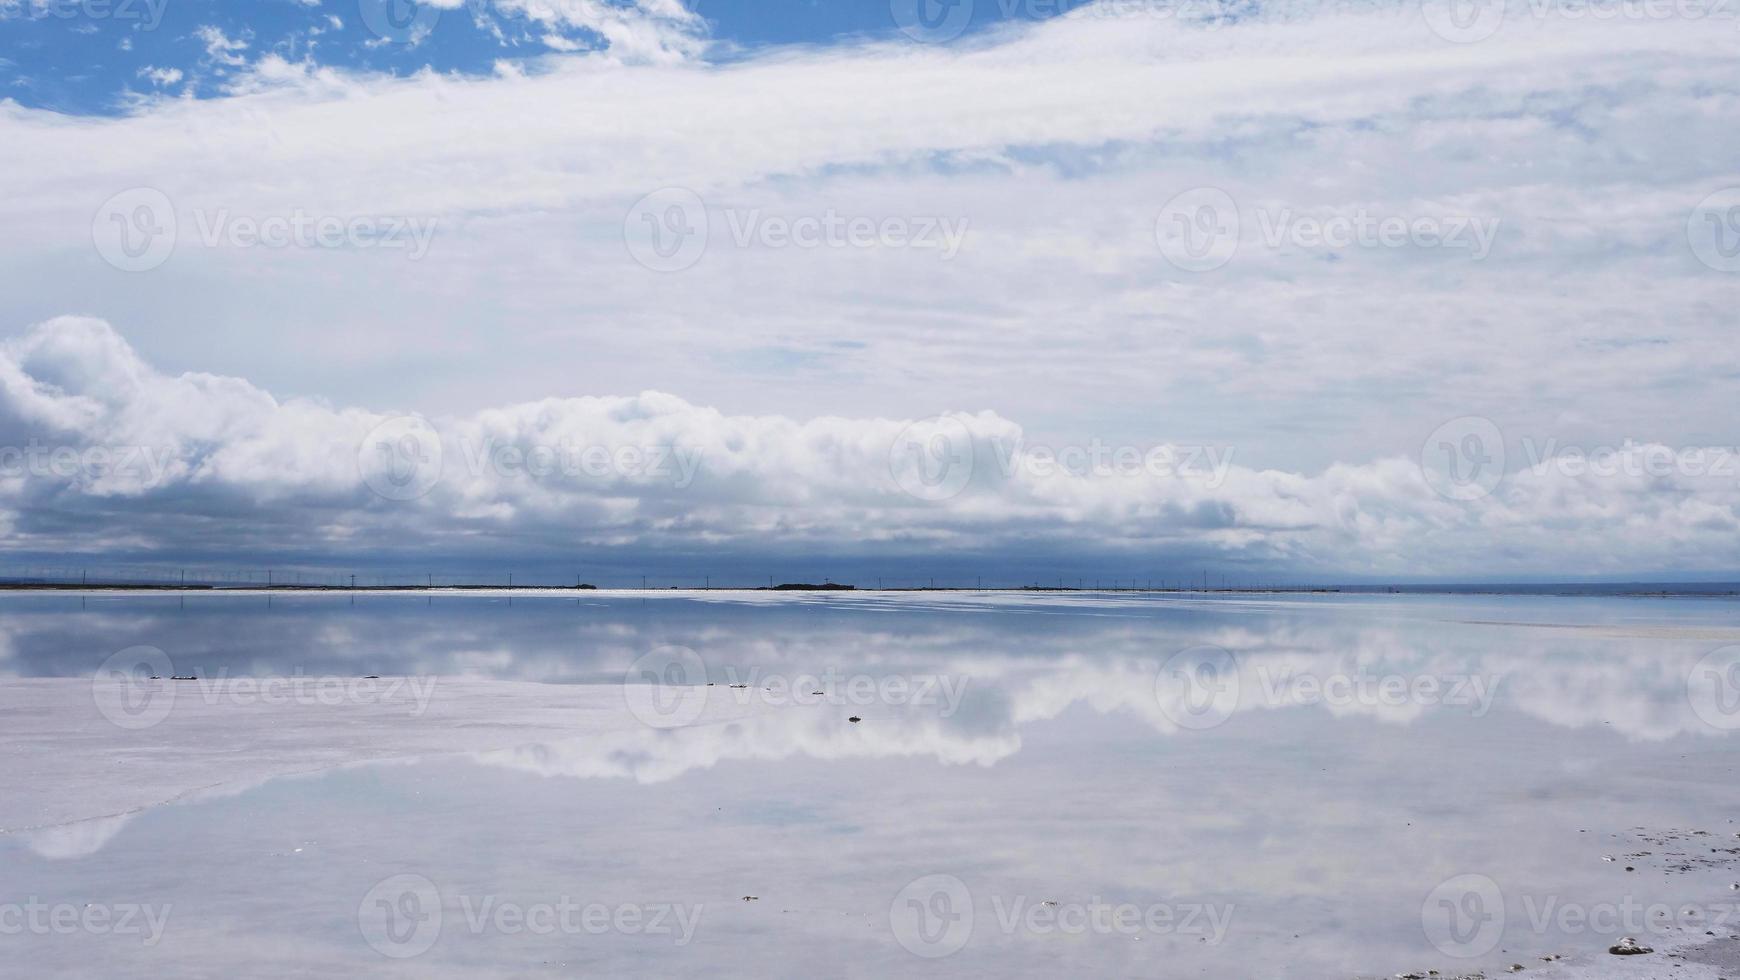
[[1, 583, 1737, 599]]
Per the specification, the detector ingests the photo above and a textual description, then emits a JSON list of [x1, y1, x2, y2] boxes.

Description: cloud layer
[[3, 4, 1738, 576], [0, 316, 1736, 578]]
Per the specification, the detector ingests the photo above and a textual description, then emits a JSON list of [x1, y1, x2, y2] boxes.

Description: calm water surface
[[2, 591, 1738, 978]]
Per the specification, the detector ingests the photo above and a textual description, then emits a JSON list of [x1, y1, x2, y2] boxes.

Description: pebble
[[1609, 937, 1654, 955]]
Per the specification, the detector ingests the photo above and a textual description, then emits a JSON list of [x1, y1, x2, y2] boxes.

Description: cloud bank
[[0, 316, 1736, 578]]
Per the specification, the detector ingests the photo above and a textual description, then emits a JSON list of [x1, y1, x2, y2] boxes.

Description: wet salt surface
[[1, 590, 1738, 977]]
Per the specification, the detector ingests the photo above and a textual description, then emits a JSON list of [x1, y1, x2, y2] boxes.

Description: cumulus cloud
[[0, 316, 1736, 577]]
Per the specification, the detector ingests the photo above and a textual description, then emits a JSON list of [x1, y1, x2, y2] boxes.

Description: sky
[[1, 0, 1739, 585]]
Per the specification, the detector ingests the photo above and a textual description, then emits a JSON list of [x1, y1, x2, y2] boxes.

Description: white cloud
[[484, 0, 705, 62], [0, 316, 1735, 576], [136, 66, 184, 88], [193, 24, 250, 68]]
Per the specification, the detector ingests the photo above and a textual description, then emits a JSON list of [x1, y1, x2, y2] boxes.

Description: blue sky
[[0, 0, 1084, 114]]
